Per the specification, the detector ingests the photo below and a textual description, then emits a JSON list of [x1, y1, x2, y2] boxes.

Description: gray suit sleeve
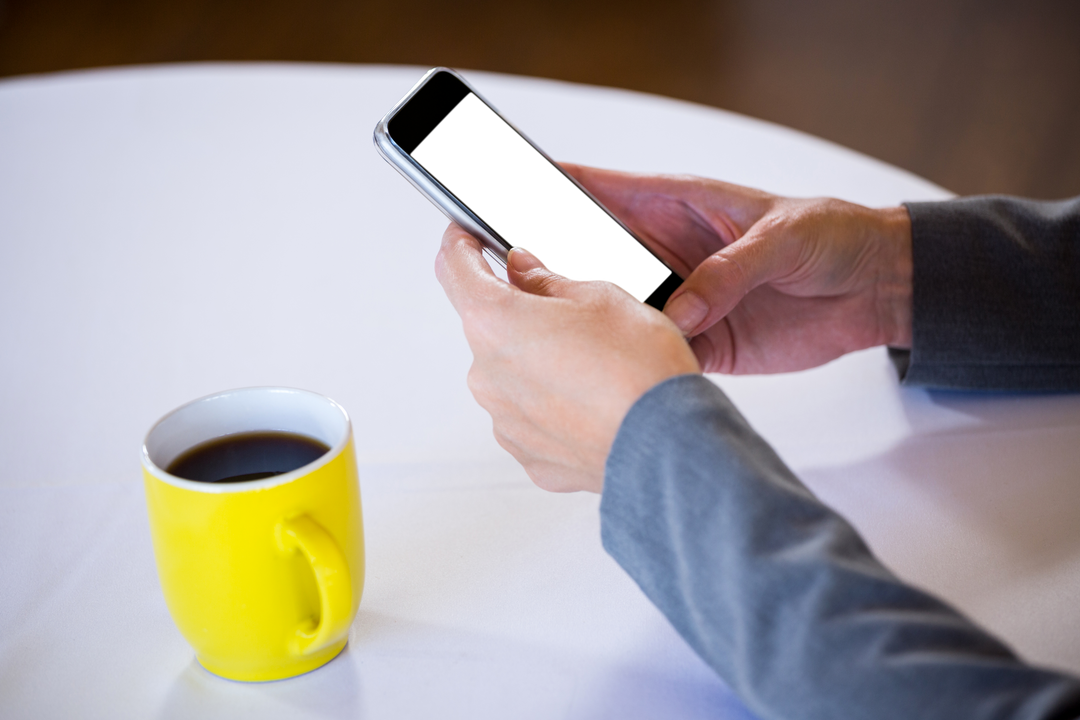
[[894, 196, 1080, 390], [601, 374, 1080, 720]]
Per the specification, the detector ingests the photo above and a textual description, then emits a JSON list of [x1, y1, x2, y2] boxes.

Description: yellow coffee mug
[[142, 387, 364, 682]]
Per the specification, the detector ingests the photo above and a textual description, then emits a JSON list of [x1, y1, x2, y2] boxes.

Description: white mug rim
[[141, 386, 351, 494]]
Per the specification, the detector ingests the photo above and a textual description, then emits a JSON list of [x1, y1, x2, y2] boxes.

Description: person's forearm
[[602, 375, 1080, 720], [899, 195, 1080, 391]]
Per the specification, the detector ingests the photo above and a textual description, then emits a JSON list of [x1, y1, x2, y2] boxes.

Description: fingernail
[[664, 291, 708, 334], [508, 248, 542, 272]]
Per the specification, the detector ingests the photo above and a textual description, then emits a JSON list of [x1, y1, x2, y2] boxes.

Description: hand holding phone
[[374, 68, 682, 309], [434, 221, 700, 493]]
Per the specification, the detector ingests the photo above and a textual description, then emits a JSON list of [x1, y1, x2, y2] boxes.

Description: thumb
[[663, 227, 796, 336], [506, 248, 576, 298]]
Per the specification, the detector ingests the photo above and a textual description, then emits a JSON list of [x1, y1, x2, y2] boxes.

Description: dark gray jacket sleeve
[[895, 196, 1080, 390], [602, 375, 1080, 720]]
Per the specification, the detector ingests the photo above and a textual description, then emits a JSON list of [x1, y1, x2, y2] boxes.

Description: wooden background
[[1, 0, 1078, 199]]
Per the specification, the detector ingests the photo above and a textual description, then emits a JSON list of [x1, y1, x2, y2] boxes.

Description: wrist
[[876, 205, 913, 349]]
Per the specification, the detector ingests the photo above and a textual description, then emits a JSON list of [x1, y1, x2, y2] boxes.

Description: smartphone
[[373, 67, 682, 309]]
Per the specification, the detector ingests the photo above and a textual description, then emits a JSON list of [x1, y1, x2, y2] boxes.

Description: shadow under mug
[[142, 387, 365, 682]]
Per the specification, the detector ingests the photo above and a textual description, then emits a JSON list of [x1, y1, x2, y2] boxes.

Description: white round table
[[2, 64, 1078, 719]]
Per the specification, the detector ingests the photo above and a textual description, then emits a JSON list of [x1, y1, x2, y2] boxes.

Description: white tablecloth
[[2, 63, 1078, 719]]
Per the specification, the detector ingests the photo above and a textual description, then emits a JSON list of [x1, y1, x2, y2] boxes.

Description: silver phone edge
[[373, 68, 510, 267]]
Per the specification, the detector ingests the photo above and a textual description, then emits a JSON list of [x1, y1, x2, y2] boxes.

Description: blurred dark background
[[1, 0, 1078, 198]]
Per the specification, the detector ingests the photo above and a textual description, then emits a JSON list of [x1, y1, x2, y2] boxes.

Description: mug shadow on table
[[158, 645, 362, 720]]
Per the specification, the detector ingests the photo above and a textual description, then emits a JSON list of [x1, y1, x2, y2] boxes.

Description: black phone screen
[[388, 72, 681, 308]]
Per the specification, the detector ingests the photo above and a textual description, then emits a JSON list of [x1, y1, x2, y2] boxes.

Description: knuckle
[[524, 269, 598, 301], [493, 428, 528, 465], [464, 311, 502, 348], [465, 364, 488, 399], [528, 272, 564, 296], [433, 249, 447, 281], [701, 253, 747, 293], [492, 428, 513, 451]]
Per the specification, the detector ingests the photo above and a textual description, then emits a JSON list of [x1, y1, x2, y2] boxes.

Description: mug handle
[[276, 514, 353, 656]]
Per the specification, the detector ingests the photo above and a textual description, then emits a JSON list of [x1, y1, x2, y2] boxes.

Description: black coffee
[[167, 431, 331, 483]]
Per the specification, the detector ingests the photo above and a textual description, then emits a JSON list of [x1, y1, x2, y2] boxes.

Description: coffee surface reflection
[[167, 431, 330, 483]]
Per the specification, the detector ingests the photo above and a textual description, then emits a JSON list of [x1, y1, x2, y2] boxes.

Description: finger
[[561, 163, 683, 223], [504, 248, 581, 298], [435, 223, 514, 315], [509, 246, 630, 302], [558, 161, 588, 182], [560, 163, 773, 241], [663, 225, 798, 336]]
